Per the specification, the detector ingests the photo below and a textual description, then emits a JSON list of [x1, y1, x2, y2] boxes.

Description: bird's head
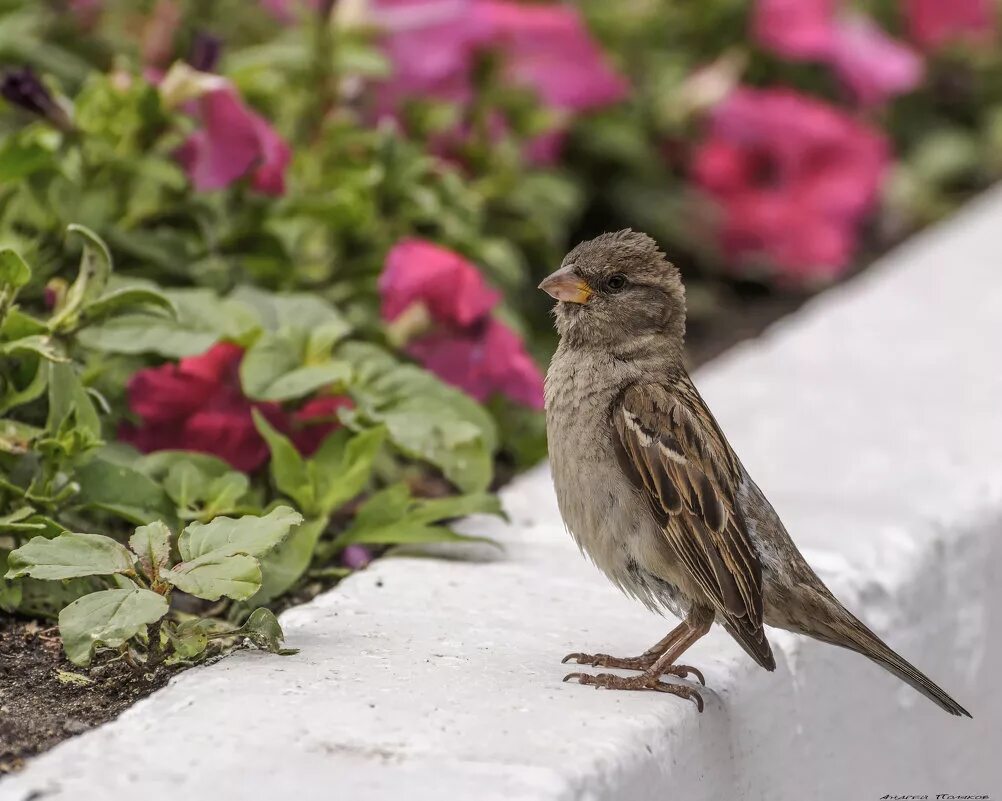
[[539, 229, 686, 355]]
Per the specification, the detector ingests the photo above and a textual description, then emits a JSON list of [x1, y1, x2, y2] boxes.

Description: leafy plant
[[5, 506, 302, 666]]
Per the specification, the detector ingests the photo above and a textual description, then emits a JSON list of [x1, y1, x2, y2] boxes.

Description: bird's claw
[[562, 671, 704, 712], [669, 664, 706, 686]]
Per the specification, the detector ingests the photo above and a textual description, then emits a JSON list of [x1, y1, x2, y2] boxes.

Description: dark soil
[[0, 617, 178, 774], [0, 288, 807, 776]]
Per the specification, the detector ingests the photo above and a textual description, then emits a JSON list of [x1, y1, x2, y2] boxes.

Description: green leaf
[[235, 607, 297, 655], [80, 287, 177, 326], [0, 551, 23, 612], [204, 472, 251, 515], [249, 516, 327, 605], [168, 619, 211, 661], [77, 288, 257, 357], [48, 225, 113, 333], [340, 343, 497, 492], [59, 588, 168, 666], [162, 461, 203, 510], [229, 286, 351, 335], [253, 410, 312, 510], [0, 140, 55, 182], [252, 361, 352, 402], [161, 554, 261, 601], [408, 493, 505, 525], [46, 362, 101, 437], [0, 334, 69, 363], [129, 522, 172, 580], [314, 427, 386, 514], [333, 485, 501, 550], [6, 532, 136, 580], [176, 506, 303, 562], [240, 329, 350, 401], [0, 248, 31, 288], [75, 457, 175, 526]]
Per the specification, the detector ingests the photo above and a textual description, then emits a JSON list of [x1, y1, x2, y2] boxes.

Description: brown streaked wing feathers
[[613, 381, 775, 671]]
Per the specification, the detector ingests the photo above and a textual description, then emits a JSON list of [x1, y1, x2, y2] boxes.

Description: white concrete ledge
[[4, 186, 1002, 801]]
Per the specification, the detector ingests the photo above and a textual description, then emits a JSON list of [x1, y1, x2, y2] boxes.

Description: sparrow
[[539, 229, 970, 717]]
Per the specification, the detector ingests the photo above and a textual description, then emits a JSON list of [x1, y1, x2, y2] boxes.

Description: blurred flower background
[[1, 0, 1000, 623]]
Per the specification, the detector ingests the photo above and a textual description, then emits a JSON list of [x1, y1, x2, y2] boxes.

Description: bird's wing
[[613, 380, 775, 670]]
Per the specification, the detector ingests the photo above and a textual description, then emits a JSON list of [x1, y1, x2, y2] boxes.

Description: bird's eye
[[605, 273, 627, 292]]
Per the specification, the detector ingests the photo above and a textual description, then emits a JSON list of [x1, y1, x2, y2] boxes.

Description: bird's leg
[[564, 613, 713, 711], [562, 621, 704, 683]]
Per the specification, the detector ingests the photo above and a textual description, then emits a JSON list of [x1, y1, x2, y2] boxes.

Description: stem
[[146, 618, 165, 667]]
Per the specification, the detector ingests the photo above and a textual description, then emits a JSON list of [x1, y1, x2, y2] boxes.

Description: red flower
[[752, 0, 923, 106], [121, 343, 350, 471], [176, 84, 291, 195], [692, 88, 888, 283], [379, 239, 544, 409], [904, 0, 996, 50]]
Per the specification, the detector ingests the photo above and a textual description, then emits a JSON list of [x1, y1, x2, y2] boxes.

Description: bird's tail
[[813, 606, 971, 718]]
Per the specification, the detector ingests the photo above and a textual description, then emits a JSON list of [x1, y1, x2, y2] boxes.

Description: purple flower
[[0, 67, 73, 131], [175, 84, 291, 195], [187, 32, 223, 73]]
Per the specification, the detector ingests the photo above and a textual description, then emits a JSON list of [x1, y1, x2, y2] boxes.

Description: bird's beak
[[538, 266, 592, 304]]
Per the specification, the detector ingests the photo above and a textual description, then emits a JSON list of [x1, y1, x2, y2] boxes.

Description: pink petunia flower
[[121, 343, 350, 471], [752, 0, 923, 106], [378, 238, 544, 409], [827, 15, 924, 107], [371, 0, 494, 118], [692, 87, 889, 283], [478, 1, 628, 113], [752, 0, 837, 58], [379, 238, 500, 328], [175, 84, 291, 195], [904, 0, 996, 50], [370, 0, 626, 162], [406, 318, 544, 409]]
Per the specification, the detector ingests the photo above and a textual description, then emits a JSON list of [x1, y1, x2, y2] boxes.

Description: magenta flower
[[175, 84, 291, 195], [379, 238, 500, 328], [260, 0, 325, 22], [371, 0, 493, 117], [479, 1, 628, 113], [406, 318, 544, 409], [370, 0, 626, 162], [752, 0, 837, 58], [752, 0, 923, 106], [379, 239, 544, 409], [692, 88, 888, 283], [904, 0, 996, 50], [827, 15, 924, 107]]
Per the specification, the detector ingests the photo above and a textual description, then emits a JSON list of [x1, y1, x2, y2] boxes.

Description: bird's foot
[[561, 652, 705, 685], [562, 671, 704, 712]]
